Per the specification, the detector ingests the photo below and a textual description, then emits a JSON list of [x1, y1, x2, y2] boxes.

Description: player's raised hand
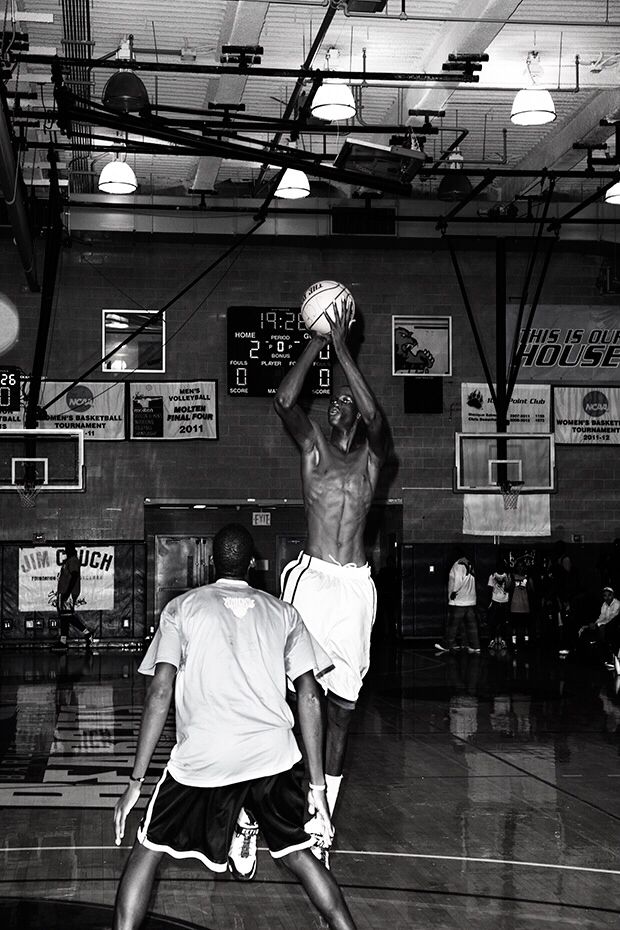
[[329, 294, 355, 344]]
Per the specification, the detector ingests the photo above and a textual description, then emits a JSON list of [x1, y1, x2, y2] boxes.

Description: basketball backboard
[[455, 432, 555, 493], [0, 429, 85, 492]]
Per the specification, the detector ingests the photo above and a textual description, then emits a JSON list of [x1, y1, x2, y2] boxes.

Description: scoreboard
[[0, 367, 21, 412], [227, 306, 331, 397]]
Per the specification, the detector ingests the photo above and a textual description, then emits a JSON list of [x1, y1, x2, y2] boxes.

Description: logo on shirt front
[[223, 596, 255, 618]]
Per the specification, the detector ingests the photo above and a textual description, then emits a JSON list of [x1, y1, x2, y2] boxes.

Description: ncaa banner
[[38, 381, 125, 439], [554, 386, 620, 444], [19, 546, 115, 612], [507, 305, 620, 383], [462, 383, 550, 432], [129, 380, 218, 439], [5, 380, 126, 439]]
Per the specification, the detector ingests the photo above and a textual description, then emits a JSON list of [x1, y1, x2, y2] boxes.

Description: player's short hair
[[213, 524, 254, 577], [64, 542, 77, 557]]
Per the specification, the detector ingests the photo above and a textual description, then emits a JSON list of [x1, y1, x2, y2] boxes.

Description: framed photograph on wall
[[392, 315, 452, 377]]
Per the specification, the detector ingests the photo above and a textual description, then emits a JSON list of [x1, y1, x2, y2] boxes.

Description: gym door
[[154, 535, 214, 618]]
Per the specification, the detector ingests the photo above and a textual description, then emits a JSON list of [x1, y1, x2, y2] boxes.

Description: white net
[[15, 482, 43, 508], [500, 481, 524, 511]]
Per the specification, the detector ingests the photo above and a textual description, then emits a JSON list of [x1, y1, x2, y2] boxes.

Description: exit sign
[[252, 512, 271, 527]]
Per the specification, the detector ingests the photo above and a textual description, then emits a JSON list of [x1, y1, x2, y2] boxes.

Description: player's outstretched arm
[[114, 662, 175, 845], [274, 334, 327, 448], [329, 300, 389, 462]]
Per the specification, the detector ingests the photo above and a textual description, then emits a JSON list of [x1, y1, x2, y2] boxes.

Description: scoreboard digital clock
[[0, 367, 21, 413], [227, 306, 331, 397]]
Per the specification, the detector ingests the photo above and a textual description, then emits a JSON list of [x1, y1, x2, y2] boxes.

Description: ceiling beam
[[191, 1, 270, 193], [378, 0, 525, 137]]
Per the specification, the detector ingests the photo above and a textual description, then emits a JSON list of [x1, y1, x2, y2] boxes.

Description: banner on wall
[[18, 546, 115, 612], [0, 381, 125, 439], [392, 315, 452, 376], [38, 381, 125, 439], [463, 494, 550, 536], [507, 305, 620, 382], [461, 383, 550, 432], [554, 386, 620, 444], [129, 381, 218, 439]]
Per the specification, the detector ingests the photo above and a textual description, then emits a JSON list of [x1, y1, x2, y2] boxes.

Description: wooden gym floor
[[1, 641, 619, 929]]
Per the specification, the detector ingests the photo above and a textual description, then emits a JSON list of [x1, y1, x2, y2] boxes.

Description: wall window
[[102, 310, 166, 373]]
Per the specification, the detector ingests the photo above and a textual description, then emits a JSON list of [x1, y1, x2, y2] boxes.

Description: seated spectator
[[579, 587, 620, 670]]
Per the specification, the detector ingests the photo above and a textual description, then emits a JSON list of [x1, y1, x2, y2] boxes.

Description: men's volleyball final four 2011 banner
[[129, 380, 218, 439], [18, 546, 115, 612], [507, 306, 620, 382]]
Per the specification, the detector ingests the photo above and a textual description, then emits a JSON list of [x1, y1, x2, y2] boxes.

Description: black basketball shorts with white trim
[[137, 762, 314, 871]]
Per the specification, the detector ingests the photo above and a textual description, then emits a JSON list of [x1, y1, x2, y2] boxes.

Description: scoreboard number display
[[0, 367, 21, 412], [227, 306, 331, 397]]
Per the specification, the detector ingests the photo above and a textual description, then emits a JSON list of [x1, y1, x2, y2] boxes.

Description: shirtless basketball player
[[228, 296, 388, 877], [277, 297, 388, 858]]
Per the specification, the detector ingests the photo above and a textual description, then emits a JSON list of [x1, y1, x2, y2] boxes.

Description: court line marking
[[3, 846, 620, 876]]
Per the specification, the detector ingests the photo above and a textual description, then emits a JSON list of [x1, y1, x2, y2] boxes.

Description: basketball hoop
[[15, 480, 42, 508], [500, 480, 524, 511]]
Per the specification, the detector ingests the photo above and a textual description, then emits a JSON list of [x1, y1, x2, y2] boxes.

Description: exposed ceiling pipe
[[0, 81, 39, 291], [344, 4, 620, 28]]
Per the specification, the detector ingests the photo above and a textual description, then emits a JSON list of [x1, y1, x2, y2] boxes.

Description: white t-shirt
[[448, 561, 476, 606], [488, 572, 509, 604], [139, 578, 330, 787]]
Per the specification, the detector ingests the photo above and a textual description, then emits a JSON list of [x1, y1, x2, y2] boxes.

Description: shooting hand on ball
[[329, 296, 354, 346]]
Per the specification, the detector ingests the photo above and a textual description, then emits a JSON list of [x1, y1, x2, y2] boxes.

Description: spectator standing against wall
[[508, 558, 535, 650], [487, 557, 510, 652], [437, 557, 480, 654]]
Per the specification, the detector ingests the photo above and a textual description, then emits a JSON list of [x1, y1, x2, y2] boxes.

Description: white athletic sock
[[237, 806, 256, 828], [325, 773, 343, 814]]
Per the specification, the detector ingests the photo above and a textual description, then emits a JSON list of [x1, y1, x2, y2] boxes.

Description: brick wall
[[1, 234, 618, 544]]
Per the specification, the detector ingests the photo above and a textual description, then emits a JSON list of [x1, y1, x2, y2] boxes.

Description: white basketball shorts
[[280, 552, 376, 707]]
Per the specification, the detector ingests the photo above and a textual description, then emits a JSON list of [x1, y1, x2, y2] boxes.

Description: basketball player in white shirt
[[113, 524, 358, 930]]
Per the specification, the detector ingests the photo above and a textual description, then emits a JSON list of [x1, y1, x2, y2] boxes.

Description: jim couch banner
[[19, 546, 115, 612], [129, 381, 218, 439], [554, 386, 620, 444], [507, 306, 620, 383], [461, 383, 550, 432]]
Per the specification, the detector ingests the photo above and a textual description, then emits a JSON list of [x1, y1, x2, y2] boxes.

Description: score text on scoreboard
[[227, 307, 331, 397], [0, 367, 21, 413]]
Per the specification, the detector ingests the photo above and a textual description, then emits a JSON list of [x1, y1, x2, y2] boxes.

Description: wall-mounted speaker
[[403, 377, 443, 414]]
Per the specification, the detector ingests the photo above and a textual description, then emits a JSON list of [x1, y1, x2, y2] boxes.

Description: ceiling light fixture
[[310, 47, 356, 123], [98, 159, 138, 194], [102, 35, 149, 113], [605, 180, 620, 205], [274, 168, 311, 199], [437, 149, 472, 201], [511, 51, 556, 126]]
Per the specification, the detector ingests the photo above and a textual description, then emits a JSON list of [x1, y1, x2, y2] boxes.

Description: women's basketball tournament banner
[[461, 383, 550, 432], [37, 381, 125, 439], [507, 306, 620, 382], [0, 380, 125, 439], [129, 381, 218, 439], [18, 546, 115, 612], [554, 386, 620, 444]]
